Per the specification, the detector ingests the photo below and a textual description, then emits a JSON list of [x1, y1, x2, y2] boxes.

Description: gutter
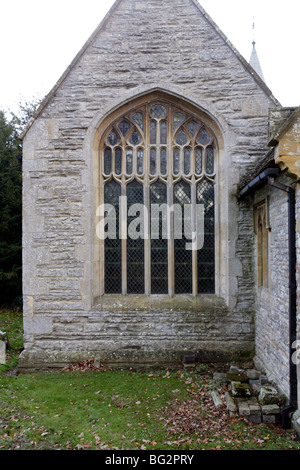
[[239, 170, 298, 429], [238, 168, 280, 198]]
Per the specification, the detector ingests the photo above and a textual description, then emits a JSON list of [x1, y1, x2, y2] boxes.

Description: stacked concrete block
[[212, 365, 283, 425]]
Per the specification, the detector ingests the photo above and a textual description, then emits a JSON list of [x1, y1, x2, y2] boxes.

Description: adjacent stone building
[[19, 0, 299, 427], [239, 106, 300, 426]]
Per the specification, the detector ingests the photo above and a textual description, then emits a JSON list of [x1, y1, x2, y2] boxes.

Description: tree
[[10, 95, 42, 135], [0, 110, 22, 307], [0, 98, 42, 308]]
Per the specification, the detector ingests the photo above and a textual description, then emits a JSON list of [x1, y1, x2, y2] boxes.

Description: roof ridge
[[21, 0, 281, 139]]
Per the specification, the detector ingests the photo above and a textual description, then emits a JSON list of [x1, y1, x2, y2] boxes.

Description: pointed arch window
[[99, 100, 217, 296]]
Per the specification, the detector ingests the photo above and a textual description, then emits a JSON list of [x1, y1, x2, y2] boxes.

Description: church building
[[20, 0, 300, 431]]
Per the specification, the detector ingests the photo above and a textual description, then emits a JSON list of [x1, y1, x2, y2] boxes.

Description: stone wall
[[253, 174, 295, 399], [20, 0, 278, 371]]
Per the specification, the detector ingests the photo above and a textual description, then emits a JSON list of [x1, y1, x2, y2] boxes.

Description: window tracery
[[100, 100, 217, 296]]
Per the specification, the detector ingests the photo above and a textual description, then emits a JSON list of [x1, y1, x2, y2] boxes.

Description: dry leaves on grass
[[62, 359, 109, 372], [159, 373, 280, 449]]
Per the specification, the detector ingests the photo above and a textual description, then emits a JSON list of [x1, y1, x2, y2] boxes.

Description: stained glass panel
[[132, 112, 144, 130], [176, 128, 189, 146], [150, 148, 157, 175], [173, 112, 185, 130], [150, 182, 168, 294], [126, 148, 133, 175], [150, 104, 167, 119], [197, 178, 215, 294], [107, 129, 120, 146], [187, 120, 200, 137], [206, 147, 214, 174], [129, 129, 141, 146], [127, 181, 144, 294], [137, 148, 144, 175], [173, 148, 180, 175], [104, 180, 122, 294], [197, 129, 211, 146], [160, 148, 167, 175], [150, 121, 157, 145], [184, 148, 191, 175], [118, 120, 131, 137], [174, 181, 192, 294], [115, 148, 122, 175], [104, 147, 112, 174], [195, 147, 203, 175], [160, 121, 167, 144]]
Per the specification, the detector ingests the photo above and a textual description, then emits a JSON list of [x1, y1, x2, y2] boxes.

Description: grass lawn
[[0, 310, 300, 451]]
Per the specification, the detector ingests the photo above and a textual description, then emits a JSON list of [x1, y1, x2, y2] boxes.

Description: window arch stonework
[[94, 95, 221, 299]]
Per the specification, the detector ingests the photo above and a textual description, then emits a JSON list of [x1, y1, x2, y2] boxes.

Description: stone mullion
[[121, 176, 127, 295], [191, 174, 197, 296], [145, 103, 151, 295], [168, 104, 174, 297]]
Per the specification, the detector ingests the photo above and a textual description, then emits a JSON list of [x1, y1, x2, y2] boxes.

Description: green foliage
[[0, 97, 42, 307], [0, 111, 22, 306]]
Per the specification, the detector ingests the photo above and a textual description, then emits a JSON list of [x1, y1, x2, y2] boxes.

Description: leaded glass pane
[[184, 148, 191, 175], [173, 148, 180, 175], [176, 128, 189, 146], [173, 112, 185, 130], [127, 181, 144, 294], [197, 129, 211, 146], [197, 178, 215, 294], [129, 129, 141, 146], [150, 182, 168, 294], [132, 112, 144, 130], [174, 181, 192, 294], [104, 147, 112, 174], [195, 147, 203, 175], [206, 147, 214, 174], [160, 148, 167, 175], [104, 181, 122, 294], [160, 121, 167, 144], [115, 148, 122, 175], [150, 121, 157, 145], [187, 120, 200, 137], [126, 148, 133, 174], [107, 129, 120, 146], [137, 148, 144, 175], [118, 120, 131, 137], [150, 104, 167, 119], [150, 148, 157, 175]]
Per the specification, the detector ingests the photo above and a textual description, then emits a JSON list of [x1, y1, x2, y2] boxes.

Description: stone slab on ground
[[261, 404, 281, 415], [225, 391, 237, 414], [211, 390, 223, 409], [0, 340, 5, 365], [213, 372, 227, 382], [258, 386, 280, 405], [231, 381, 252, 398]]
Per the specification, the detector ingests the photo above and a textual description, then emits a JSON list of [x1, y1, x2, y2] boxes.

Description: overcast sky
[[1, 0, 299, 115]]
